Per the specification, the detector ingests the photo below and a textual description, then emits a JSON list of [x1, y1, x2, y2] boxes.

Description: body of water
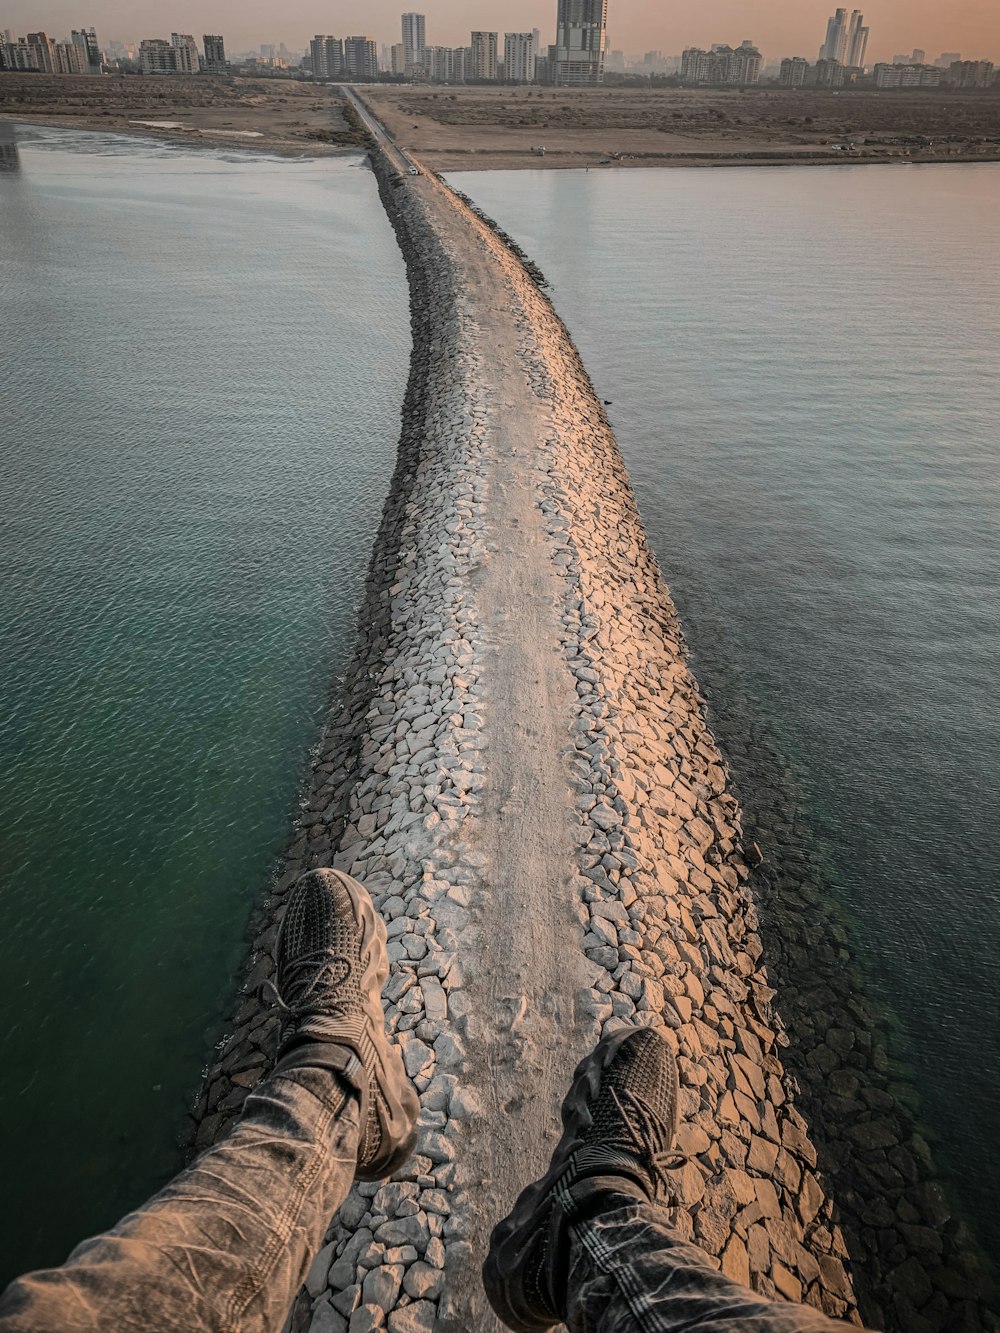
[[452, 165, 1000, 1265], [0, 128, 408, 1283]]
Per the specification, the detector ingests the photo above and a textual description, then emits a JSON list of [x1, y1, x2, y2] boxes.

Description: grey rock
[[361, 1264, 404, 1311], [387, 1301, 437, 1333], [348, 1305, 385, 1333]]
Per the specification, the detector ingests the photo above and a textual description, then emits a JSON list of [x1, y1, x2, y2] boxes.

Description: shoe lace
[[608, 1085, 686, 1198], [261, 950, 354, 1023]]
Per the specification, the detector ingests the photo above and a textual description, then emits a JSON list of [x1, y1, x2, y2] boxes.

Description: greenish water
[[0, 128, 408, 1283], [453, 164, 1000, 1264]]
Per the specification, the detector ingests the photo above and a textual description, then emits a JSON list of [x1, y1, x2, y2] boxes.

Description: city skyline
[[3, 0, 999, 63]]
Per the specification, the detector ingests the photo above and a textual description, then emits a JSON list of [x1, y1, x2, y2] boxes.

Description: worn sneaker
[[483, 1025, 680, 1332], [268, 868, 419, 1181]]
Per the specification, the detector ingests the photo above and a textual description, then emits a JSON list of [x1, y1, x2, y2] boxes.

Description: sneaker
[[483, 1026, 680, 1332], [269, 868, 419, 1181]]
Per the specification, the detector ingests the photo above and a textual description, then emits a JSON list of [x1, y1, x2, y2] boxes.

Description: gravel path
[[183, 157, 995, 1333]]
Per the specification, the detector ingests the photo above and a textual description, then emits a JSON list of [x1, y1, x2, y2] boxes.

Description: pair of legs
[[0, 871, 862, 1333]]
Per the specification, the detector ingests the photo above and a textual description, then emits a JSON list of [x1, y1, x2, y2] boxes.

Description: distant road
[[338, 85, 419, 177]]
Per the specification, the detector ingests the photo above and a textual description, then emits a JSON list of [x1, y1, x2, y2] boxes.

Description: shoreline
[[426, 147, 1000, 171], [10, 116, 1000, 172], [181, 141, 997, 1332], [11, 115, 356, 158]]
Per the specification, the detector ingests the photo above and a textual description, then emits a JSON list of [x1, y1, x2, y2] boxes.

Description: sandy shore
[[0, 73, 363, 156], [364, 85, 1000, 171]]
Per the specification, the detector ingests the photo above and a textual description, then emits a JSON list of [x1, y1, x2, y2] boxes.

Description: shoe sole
[[314, 869, 419, 1182], [483, 1026, 677, 1332]]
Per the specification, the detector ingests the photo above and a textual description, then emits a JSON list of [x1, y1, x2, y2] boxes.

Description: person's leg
[[560, 1180, 857, 1332], [0, 870, 419, 1333], [484, 1026, 867, 1333], [0, 1050, 363, 1333]]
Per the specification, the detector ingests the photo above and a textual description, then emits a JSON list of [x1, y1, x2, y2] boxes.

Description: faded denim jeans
[[0, 1047, 363, 1333], [0, 1060, 857, 1333], [561, 1179, 861, 1332]]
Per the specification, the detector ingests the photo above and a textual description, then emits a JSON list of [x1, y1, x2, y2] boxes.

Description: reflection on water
[[0, 121, 19, 171]]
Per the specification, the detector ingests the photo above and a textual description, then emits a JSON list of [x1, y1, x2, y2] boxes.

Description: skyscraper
[[846, 11, 869, 68], [309, 35, 344, 78], [819, 8, 869, 66], [203, 34, 227, 74], [819, 8, 848, 62], [504, 32, 536, 83], [71, 26, 101, 72], [344, 35, 378, 78], [553, 0, 607, 86], [26, 32, 56, 72], [470, 31, 498, 80], [56, 40, 88, 72], [170, 33, 199, 72], [401, 13, 426, 73]]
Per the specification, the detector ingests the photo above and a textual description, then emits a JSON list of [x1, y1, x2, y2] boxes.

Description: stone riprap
[[183, 151, 993, 1333], [188, 149, 859, 1331]]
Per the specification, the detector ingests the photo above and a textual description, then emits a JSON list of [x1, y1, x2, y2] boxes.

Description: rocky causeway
[[185, 141, 997, 1333]]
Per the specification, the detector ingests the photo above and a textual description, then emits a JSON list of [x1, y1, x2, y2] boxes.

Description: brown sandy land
[[364, 84, 1000, 170], [0, 73, 363, 155]]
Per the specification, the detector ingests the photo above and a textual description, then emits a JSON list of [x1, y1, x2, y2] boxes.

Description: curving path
[[190, 128, 892, 1333]]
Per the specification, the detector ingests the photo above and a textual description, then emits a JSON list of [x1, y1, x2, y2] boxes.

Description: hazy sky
[[7, 0, 999, 62]]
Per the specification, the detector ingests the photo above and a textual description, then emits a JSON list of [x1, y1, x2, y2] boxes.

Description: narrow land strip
[[185, 134, 996, 1333]]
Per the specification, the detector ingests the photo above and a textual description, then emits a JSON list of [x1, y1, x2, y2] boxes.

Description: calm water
[[452, 166, 1000, 1259], [0, 128, 408, 1282]]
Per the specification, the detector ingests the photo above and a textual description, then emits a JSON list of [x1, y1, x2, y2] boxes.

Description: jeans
[[561, 1181, 858, 1332], [0, 1057, 856, 1333], [0, 1048, 362, 1333]]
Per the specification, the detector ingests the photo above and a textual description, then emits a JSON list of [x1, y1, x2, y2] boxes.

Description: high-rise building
[[819, 8, 842, 61], [946, 59, 994, 87], [27, 32, 56, 72], [812, 57, 846, 86], [819, 8, 868, 67], [681, 39, 762, 85], [779, 56, 810, 86], [911, 48, 926, 64], [170, 33, 200, 72], [874, 61, 941, 87], [309, 35, 344, 78], [203, 35, 227, 74], [344, 35, 378, 78], [552, 0, 607, 85], [426, 44, 468, 81], [401, 13, 426, 73], [504, 32, 536, 83], [3, 36, 39, 69], [391, 42, 407, 74], [140, 38, 178, 73], [935, 52, 961, 68], [846, 11, 868, 68], [820, 8, 849, 62], [55, 40, 88, 72], [470, 31, 498, 80], [71, 26, 101, 72]]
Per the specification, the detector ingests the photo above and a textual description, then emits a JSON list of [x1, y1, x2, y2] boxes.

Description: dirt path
[[446, 223, 596, 1326]]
